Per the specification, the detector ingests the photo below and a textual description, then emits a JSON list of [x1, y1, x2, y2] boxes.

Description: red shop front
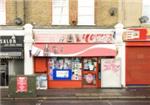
[[32, 30, 117, 88], [124, 28, 150, 86]]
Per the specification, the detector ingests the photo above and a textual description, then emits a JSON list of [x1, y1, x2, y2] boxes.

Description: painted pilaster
[[114, 23, 126, 87], [24, 24, 34, 75]]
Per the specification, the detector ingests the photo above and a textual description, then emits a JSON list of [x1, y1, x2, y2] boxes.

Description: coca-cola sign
[[34, 31, 114, 43]]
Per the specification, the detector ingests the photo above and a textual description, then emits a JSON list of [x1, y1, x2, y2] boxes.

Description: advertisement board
[[16, 76, 28, 93]]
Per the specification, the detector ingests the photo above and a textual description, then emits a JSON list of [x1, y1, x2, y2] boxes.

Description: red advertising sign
[[123, 28, 150, 41], [16, 76, 28, 93]]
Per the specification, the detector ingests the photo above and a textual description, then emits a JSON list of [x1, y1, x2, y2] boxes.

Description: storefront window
[[78, 0, 95, 25], [52, 0, 69, 25], [48, 58, 82, 80], [142, 0, 150, 23], [0, 0, 6, 25]]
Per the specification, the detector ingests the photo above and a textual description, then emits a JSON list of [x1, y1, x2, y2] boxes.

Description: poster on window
[[36, 74, 47, 90], [16, 76, 28, 93], [53, 69, 72, 80], [101, 59, 121, 88]]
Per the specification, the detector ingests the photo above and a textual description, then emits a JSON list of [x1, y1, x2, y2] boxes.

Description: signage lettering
[[0, 36, 16, 44], [35, 32, 114, 43]]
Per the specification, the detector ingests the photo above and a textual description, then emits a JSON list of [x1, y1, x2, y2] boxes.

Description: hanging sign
[[16, 76, 28, 93]]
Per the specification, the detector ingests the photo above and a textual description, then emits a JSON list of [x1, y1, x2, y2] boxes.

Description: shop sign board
[[123, 28, 150, 41], [0, 35, 24, 52], [16, 76, 28, 93], [34, 31, 114, 43]]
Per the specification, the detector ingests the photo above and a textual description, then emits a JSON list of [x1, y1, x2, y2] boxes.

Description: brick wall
[[5, 0, 142, 27]]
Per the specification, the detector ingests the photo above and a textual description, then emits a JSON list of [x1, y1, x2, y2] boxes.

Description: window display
[[48, 58, 82, 80], [83, 58, 97, 71]]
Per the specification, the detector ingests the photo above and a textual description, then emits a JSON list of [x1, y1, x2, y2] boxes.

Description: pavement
[[1, 87, 150, 100]]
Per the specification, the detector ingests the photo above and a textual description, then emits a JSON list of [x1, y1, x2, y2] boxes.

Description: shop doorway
[[0, 60, 9, 86], [101, 59, 121, 88], [82, 58, 99, 88]]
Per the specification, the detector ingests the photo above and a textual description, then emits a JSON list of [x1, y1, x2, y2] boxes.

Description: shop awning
[[0, 52, 23, 59], [32, 44, 117, 57]]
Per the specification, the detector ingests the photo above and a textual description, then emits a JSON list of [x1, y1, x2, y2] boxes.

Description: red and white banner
[[16, 76, 28, 93], [32, 44, 117, 57]]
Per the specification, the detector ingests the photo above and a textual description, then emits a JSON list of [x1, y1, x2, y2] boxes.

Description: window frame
[[77, 0, 95, 25], [0, 0, 6, 25], [142, 0, 150, 24], [52, 0, 69, 25]]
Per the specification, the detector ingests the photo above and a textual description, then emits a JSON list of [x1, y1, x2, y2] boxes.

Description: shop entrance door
[[0, 60, 8, 86], [82, 58, 99, 88], [101, 59, 121, 88]]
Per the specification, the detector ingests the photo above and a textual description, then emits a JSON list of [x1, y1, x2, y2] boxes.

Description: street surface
[[1, 99, 150, 105]]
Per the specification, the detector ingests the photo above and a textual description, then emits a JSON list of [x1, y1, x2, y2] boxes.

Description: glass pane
[[52, 16, 69, 25], [78, 0, 94, 7], [78, 16, 95, 25], [143, 0, 150, 23], [78, 7, 94, 15], [52, 7, 69, 16], [52, 0, 69, 25]]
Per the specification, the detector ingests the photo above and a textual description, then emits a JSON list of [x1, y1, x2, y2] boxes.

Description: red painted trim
[[48, 80, 82, 88], [126, 41, 150, 46]]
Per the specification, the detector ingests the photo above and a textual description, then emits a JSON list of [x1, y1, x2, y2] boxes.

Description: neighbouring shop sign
[[34, 32, 115, 43], [16, 76, 28, 93], [123, 28, 150, 41], [0, 35, 24, 54], [0, 35, 24, 48]]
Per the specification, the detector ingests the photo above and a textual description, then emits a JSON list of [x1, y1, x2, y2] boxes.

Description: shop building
[[124, 28, 150, 86], [0, 30, 24, 87], [31, 27, 125, 89]]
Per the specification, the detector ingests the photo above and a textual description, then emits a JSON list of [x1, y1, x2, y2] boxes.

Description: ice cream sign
[[34, 31, 115, 43]]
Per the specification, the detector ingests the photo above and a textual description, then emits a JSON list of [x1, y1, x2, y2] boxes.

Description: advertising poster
[[36, 74, 47, 90], [101, 59, 121, 88], [16, 76, 28, 93]]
